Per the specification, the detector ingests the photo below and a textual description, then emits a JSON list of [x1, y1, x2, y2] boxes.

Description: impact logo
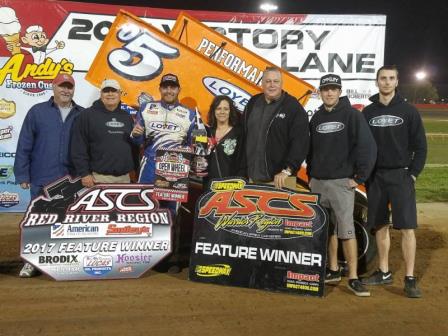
[[202, 77, 250, 112], [198, 179, 326, 239], [316, 122, 345, 133], [83, 254, 113, 276], [0, 7, 73, 95], [0, 126, 13, 140], [108, 24, 179, 81], [0, 191, 19, 208], [369, 115, 404, 127], [195, 264, 232, 277]]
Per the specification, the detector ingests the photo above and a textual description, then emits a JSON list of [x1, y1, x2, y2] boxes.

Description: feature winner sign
[[190, 179, 328, 297], [20, 176, 172, 280]]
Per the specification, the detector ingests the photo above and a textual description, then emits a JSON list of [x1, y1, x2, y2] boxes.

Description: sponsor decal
[[369, 115, 404, 127], [202, 77, 251, 112], [83, 253, 113, 276], [0, 99, 16, 119], [50, 223, 100, 239], [39, 254, 79, 264], [210, 179, 245, 191], [0, 152, 15, 158], [119, 265, 134, 273], [149, 121, 182, 133], [106, 224, 152, 237], [0, 126, 13, 140], [0, 165, 13, 179], [285, 271, 320, 292], [116, 253, 151, 264], [316, 122, 345, 133], [195, 264, 232, 277], [172, 182, 187, 190], [0, 191, 19, 208]]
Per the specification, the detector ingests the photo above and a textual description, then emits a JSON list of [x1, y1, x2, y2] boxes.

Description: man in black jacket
[[308, 74, 377, 297], [362, 65, 427, 298], [71, 79, 135, 187], [243, 66, 309, 189]]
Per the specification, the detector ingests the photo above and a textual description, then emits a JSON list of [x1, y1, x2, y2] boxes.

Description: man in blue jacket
[[14, 73, 83, 277]]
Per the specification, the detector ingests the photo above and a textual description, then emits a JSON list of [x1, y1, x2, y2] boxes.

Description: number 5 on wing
[[108, 24, 179, 81]]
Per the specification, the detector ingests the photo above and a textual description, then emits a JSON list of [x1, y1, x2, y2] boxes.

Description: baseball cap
[[53, 73, 75, 86], [160, 73, 180, 87], [319, 74, 342, 89], [100, 79, 121, 91]]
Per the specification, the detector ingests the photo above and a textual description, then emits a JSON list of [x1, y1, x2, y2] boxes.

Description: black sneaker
[[325, 268, 341, 283], [348, 279, 371, 297], [404, 276, 422, 298], [361, 269, 393, 285]]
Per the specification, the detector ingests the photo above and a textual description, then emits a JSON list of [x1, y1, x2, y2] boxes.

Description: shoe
[[348, 279, 371, 297], [361, 269, 393, 285], [325, 267, 341, 283], [404, 276, 422, 298], [167, 265, 181, 274], [19, 263, 38, 278]]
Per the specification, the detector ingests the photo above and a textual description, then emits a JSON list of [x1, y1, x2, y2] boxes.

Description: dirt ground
[[1, 203, 447, 336]]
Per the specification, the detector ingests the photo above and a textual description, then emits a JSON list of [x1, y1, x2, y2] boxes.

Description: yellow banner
[[170, 12, 315, 105], [85, 10, 262, 119]]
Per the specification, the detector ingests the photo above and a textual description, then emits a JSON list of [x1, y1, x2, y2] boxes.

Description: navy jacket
[[14, 97, 83, 186]]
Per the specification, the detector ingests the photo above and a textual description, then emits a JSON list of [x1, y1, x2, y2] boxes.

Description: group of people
[[14, 65, 427, 299]]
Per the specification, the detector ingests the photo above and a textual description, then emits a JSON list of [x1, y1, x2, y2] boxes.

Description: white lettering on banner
[[194, 242, 322, 266]]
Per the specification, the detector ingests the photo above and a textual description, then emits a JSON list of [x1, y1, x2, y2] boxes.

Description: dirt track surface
[[1, 203, 448, 336]]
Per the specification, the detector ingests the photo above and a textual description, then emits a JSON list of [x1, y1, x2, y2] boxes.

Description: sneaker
[[361, 269, 393, 285], [325, 267, 341, 283], [404, 276, 422, 298], [167, 264, 182, 274], [19, 263, 38, 278], [348, 279, 371, 297]]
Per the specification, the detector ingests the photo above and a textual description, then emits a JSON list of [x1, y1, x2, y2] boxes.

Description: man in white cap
[[14, 73, 83, 277], [71, 79, 136, 187]]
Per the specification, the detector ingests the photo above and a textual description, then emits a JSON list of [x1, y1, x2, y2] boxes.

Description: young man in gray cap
[[15, 73, 83, 277], [307, 74, 377, 296], [71, 79, 136, 187]]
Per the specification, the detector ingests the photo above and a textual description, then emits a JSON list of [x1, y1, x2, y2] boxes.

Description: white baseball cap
[[100, 79, 121, 91]]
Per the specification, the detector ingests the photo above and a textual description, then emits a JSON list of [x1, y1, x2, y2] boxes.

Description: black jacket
[[206, 124, 245, 180], [307, 96, 377, 184], [71, 99, 136, 177], [242, 91, 310, 178], [363, 93, 427, 177]]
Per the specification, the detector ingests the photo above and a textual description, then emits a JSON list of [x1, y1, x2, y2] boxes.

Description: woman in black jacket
[[205, 95, 245, 183]]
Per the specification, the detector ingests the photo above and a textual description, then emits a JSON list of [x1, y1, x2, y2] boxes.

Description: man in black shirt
[[362, 66, 427, 298], [308, 74, 376, 297], [243, 66, 309, 189], [71, 79, 135, 187]]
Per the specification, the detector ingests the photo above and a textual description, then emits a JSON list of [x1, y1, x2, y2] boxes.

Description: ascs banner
[[190, 178, 328, 297]]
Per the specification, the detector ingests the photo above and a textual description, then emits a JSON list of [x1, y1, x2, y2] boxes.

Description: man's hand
[[131, 124, 144, 137], [274, 171, 289, 189], [20, 182, 30, 189], [348, 178, 358, 189], [81, 175, 95, 188]]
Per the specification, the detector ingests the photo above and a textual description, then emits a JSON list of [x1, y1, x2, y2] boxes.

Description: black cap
[[160, 73, 180, 87], [319, 74, 342, 89]]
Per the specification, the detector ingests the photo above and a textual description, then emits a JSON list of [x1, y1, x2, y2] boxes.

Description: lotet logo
[[369, 115, 404, 127], [316, 122, 345, 133]]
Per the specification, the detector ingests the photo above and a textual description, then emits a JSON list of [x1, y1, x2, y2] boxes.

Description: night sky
[[75, 0, 448, 95]]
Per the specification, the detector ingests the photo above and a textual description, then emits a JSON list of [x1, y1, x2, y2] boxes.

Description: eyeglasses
[[102, 87, 118, 93]]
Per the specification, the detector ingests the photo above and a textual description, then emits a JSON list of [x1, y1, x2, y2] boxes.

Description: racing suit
[[132, 100, 196, 183]]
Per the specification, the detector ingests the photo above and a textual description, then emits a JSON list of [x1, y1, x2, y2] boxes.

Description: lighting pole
[[413, 71, 427, 103]]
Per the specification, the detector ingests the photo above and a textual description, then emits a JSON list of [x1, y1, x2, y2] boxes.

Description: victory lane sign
[[20, 176, 172, 280], [189, 178, 328, 297]]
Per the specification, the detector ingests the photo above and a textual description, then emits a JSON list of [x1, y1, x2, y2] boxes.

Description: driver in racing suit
[[131, 73, 196, 273], [131, 73, 196, 184]]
